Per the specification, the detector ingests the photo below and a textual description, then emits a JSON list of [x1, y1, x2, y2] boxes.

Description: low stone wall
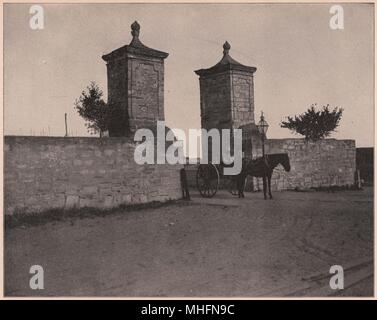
[[264, 138, 356, 191], [184, 138, 356, 192], [4, 136, 183, 215]]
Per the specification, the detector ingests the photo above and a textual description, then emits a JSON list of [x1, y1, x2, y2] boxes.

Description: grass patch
[[5, 199, 191, 229]]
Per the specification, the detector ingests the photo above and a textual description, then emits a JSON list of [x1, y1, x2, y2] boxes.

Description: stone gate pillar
[[102, 21, 169, 136], [194, 41, 261, 159]]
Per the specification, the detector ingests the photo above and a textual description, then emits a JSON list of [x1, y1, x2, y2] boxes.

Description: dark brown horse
[[236, 153, 291, 199]]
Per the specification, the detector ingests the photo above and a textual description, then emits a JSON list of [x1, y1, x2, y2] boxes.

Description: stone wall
[[184, 138, 356, 192], [4, 136, 183, 216], [263, 138, 356, 191]]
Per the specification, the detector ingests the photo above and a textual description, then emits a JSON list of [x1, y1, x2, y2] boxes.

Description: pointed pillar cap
[[195, 41, 256, 76]]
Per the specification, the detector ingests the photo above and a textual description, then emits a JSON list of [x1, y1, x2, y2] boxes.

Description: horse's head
[[281, 153, 291, 172]]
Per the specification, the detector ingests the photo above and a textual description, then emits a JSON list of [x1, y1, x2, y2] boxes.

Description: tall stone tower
[[195, 41, 261, 158], [195, 41, 257, 131], [102, 21, 169, 136]]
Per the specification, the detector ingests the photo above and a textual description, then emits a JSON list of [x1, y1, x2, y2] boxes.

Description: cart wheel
[[196, 163, 219, 198]]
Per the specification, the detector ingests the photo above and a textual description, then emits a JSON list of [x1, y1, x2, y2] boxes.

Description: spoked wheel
[[196, 163, 220, 198]]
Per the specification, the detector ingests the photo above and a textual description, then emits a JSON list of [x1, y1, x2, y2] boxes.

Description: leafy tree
[[74, 82, 109, 136], [280, 104, 344, 142]]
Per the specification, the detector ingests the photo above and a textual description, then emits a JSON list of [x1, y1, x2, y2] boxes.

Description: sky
[[4, 3, 375, 147]]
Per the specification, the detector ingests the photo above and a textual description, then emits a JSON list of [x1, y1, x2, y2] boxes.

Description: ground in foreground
[[5, 188, 373, 297]]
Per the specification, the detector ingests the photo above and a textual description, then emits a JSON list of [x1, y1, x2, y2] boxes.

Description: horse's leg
[[268, 174, 273, 199], [239, 175, 245, 198], [241, 175, 245, 198], [262, 176, 267, 200], [237, 175, 242, 198]]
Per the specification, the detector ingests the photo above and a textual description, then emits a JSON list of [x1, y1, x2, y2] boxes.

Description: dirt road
[[4, 188, 373, 297]]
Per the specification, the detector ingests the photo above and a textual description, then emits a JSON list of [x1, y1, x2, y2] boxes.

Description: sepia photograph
[[2, 2, 375, 298]]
